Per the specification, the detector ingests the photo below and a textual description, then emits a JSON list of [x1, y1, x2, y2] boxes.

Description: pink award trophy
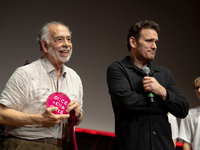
[[46, 92, 70, 115]]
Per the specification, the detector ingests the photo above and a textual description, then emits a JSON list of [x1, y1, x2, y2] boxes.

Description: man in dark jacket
[[107, 20, 189, 150]]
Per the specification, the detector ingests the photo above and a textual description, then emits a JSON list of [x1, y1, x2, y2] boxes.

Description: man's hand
[[142, 76, 167, 100], [67, 100, 83, 125], [39, 107, 70, 128], [67, 100, 81, 118]]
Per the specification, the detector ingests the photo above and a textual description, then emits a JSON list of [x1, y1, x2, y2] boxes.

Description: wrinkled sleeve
[[0, 68, 28, 111], [168, 113, 178, 139], [179, 113, 192, 144], [162, 70, 189, 118], [78, 78, 83, 112]]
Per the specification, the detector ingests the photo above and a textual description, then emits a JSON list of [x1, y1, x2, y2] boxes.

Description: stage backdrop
[[0, 0, 200, 133]]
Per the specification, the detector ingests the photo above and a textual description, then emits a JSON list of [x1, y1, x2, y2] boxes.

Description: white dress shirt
[[0, 57, 83, 139]]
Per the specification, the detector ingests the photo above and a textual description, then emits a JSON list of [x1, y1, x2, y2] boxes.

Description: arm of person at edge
[[107, 62, 188, 118], [182, 141, 191, 150], [173, 139, 177, 147]]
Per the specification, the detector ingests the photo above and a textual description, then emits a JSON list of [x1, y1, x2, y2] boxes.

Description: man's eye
[[147, 40, 152, 42], [57, 38, 63, 41], [55, 38, 64, 43], [54, 37, 71, 43], [195, 87, 200, 90]]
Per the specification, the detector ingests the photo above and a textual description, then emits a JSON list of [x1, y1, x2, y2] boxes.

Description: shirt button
[[152, 131, 156, 135]]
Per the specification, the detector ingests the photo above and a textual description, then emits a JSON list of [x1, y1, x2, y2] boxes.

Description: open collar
[[40, 57, 67, 78]]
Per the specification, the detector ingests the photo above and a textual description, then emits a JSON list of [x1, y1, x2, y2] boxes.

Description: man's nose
[[152, 42, 157, 50], [62, 39, 70, 46]]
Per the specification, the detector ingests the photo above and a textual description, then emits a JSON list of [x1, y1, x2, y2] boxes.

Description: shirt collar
[[40, 57, 67, 78], [122, 56, 160, 75]]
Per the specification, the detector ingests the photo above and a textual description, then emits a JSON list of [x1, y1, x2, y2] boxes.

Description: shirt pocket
[[33, 88, 51, 113], [65, 93, 77, 101]]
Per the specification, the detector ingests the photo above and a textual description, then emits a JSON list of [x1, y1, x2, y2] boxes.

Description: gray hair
[[37, 21, 72, 51], [193, 77, 200, 90]]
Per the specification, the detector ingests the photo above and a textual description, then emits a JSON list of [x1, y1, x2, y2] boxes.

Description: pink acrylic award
[[46, 92, 70, 115]]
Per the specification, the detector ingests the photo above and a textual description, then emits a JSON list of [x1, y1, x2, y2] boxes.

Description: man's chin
[[147, 57, 155, 62], [61, 59, 69, 63], [61, 56, 71, 63]]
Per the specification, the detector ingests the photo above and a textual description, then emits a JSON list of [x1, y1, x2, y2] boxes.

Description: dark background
[[0, 0, 200, 133]]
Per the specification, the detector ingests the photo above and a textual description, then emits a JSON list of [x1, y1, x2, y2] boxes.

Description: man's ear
[[129, 36, 137, 48], [41, 40, 48, 53]]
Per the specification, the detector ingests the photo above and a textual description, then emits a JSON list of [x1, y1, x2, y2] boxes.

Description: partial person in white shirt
[[179, 76, 200, 150], [168, 113, 178, 147], [0, 21, 83, 150]]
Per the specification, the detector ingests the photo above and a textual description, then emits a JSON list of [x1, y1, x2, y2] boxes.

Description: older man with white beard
[[0, 21, 83, 150]]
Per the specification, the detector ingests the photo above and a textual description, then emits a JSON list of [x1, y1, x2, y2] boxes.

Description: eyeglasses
[[194, 86, 200, 91], [53, 36, 72, 44]]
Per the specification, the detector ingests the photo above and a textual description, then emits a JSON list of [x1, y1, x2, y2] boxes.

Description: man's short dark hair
[[127, 20, 160, 51]]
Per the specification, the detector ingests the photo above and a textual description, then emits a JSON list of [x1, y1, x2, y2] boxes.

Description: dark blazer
[[107, 56, 189, 150]]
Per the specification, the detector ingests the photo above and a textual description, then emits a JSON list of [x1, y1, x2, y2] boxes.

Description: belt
[[30, 138, 63, 147], [8, 135, 63, 147]]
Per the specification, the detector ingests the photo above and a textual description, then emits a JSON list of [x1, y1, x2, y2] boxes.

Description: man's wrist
[[77, 112, 81, 118]]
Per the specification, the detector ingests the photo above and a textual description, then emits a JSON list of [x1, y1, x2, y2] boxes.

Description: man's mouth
[[149, 50, 156, 54], [60, 50, 70, 53]]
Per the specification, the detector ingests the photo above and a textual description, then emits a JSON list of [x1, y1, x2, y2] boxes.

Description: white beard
[[48, 46, 72, 63]]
